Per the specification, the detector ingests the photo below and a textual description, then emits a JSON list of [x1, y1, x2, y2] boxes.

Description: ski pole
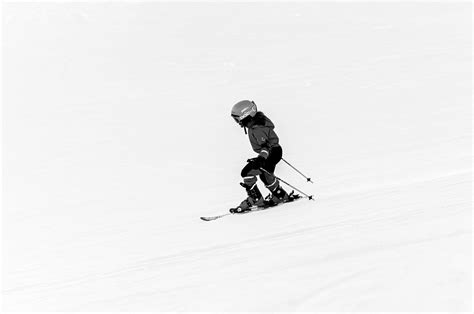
[[260, 168, 314, 200], [281, 158, 314, 183]]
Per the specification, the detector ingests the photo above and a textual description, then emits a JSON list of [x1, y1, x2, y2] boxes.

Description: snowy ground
[[2, 1, 472, 311]]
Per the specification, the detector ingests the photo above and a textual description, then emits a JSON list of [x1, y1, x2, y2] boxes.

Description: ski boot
[[230, 183, 265, 213], [265, 186, 290, 207]]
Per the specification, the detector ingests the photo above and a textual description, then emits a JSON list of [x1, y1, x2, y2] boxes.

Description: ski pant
[[241, 145, 283, 192]]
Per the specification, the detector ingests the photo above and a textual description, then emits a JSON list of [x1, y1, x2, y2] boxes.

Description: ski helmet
[[231, 100, 257, 125]]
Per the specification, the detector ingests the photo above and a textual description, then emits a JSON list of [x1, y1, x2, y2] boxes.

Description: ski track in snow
[[3, 2, 471, 312], [3, 170, 470, 311]]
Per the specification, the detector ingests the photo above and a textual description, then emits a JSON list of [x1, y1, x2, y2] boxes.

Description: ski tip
[[200, 213, 229, 221]]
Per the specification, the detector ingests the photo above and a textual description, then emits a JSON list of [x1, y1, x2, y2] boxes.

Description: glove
[[247, 156, 266, 170]]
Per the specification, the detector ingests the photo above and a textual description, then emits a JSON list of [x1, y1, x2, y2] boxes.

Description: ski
[[200, 192, 312, 222]]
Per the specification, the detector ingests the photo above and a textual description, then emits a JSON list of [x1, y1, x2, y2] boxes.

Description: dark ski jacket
[[247, 112, 280, 159]]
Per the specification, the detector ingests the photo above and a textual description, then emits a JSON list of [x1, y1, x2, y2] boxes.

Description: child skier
[[230, 100, 290, 213]]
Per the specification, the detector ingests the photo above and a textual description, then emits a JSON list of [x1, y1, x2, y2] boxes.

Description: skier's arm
[[252, 127, 271, 159]]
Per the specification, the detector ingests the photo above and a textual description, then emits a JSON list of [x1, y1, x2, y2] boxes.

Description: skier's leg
[[259, 146, 289, 204], [259, 145, 282, 190], [241, 163, 260, 188], [232, 162, 265, 213]]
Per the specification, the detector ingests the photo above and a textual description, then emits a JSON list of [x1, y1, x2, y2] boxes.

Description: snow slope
[[2, 2, 472, 311]]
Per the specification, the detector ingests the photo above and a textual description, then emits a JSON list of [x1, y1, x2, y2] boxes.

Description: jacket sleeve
[[251, 127, 271, 159]]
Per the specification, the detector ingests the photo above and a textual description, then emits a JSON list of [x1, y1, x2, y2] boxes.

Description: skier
[[230, 100, 290, 213]]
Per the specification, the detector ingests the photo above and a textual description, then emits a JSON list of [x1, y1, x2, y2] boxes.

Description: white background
[[2, 1, 472, 311]]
